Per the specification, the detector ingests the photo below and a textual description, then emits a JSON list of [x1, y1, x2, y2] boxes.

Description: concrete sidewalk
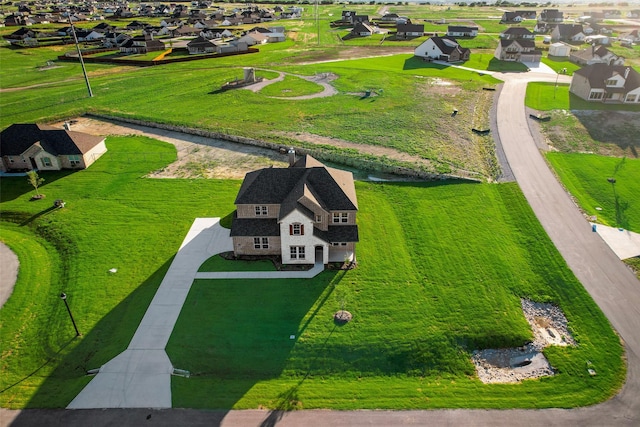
[[67, 218, 326, 409], [68, 218, 233, 409], [591, 223, 640, 260]]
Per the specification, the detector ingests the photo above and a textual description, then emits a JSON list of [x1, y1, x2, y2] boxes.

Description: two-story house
[[119, 34, 165, 54], [494, 27, 540, 63], [570, 64, 640, 103], [231, 151, 359, 265], [500, 10, 536, 23], [539, 9, 564, 23], [551, 24, 585, 43]]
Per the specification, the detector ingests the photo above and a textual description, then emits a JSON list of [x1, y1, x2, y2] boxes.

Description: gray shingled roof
[[235, 157, 358, 211], [429, 36, 469, 56], [0, 124, 104, 157], [503, 27, 534, 36], [499, 39, 536, 49], [313, 225, 359, 243], [230, 216, 280, 237], [573, 64, 640, 91]]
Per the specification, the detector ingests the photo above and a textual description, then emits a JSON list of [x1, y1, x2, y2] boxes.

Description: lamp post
[[60, 292, 81, 337]]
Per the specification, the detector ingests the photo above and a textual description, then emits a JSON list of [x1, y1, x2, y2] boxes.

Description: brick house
[[231, 151, 359, 265]]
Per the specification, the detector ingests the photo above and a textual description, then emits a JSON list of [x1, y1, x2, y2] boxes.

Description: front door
[[29, 158, 38, 170], [315, 245, 324, 265]]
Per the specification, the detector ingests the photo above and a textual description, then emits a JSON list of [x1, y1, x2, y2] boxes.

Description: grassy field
[[168, 179, 625, 409], [0, 137, 625, 409], [0, 45, 501, 179], [546, 153, 640, 233], [527, 81, 640, 112]]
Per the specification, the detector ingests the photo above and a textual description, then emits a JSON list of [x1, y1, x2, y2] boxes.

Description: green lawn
[[541, 56, 580, 75], [198, 255, 277, 272], [526, 82, 640, 112], [546, 153, 640, 233], [0, 137, 625, 409], [258, 74, 325, 97], [168, 180, 625, 410]]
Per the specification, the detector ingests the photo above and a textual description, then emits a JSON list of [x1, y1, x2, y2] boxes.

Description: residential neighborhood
[[1, 1, 640, 424]]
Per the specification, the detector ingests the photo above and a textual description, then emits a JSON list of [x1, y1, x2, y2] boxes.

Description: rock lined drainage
[[472, 299, 575, 384]]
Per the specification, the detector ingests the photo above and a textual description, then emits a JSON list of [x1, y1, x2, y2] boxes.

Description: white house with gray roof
[[231, 152, 359, 265], [570, 64, 640, 103]]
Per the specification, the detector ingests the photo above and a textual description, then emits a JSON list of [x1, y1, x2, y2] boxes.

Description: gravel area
[[472, 298, 575, 384]]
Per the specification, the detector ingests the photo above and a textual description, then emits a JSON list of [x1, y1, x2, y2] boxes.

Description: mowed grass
[[0, 137, 625, 409], [0, 136, 240, 408], [168, 181, 625, 409], [198, 255, 277, 272], [546, 153, 640, 233], [0, 50, 500, 178], [526, 82, 640, 112]]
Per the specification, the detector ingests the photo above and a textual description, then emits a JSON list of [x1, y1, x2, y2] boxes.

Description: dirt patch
[[275, 131, 434, 169], [472, 299, 575, 384], [51, 117, 289, 179], [543, 110, 640, 158]]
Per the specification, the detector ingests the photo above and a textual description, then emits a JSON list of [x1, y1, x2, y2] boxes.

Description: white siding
[[279, 209, 326, 264]]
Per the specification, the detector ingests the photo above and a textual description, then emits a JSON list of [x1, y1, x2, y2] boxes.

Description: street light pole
[[60, 292, 81, 337]]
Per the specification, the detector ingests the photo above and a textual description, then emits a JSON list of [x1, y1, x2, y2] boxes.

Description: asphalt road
[[3, 72, 640, 427]]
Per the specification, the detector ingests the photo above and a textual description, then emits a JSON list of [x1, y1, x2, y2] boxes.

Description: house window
[[41, 157, 52, 167], [290, 245, 305, 260], [605, 79, 617, 86], [589, 91, 603, 100], [331, 242, 348, 246], [332, 212, 349, 223], [255, 206, 268, 216], [253, 237, 269, 249], [8, 156, 14, 163], [626, 94, 637, 102], [290, 223, 304, 236], [69, 154, 81, 167], [315, 214, 322, 223]]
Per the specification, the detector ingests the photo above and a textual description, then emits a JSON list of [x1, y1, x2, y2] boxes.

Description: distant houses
[[414, 36, 470, 62], [551, 24, 585, 43], [570, 64, 640, 103], [501, 10, 536, 23], [446, 26, 478, 38]]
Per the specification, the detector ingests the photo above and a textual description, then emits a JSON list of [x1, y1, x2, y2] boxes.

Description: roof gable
[[0, 124, 104, 157]]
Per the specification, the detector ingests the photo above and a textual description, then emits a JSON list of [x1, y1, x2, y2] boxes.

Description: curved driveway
[[3, 72, 640, 426]]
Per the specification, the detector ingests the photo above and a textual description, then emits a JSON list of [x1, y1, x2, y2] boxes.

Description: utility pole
[[68, 14, 93, 98]]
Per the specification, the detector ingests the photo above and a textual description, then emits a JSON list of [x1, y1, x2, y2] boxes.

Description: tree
[[26, 170, 45, 197]]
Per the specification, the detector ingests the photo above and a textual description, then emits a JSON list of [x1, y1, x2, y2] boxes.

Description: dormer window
[[605, 79, 617, 86], [255, 206, 268, 216]]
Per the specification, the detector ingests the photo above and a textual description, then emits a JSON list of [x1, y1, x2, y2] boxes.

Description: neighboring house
[[119, 35, 165, 54], [0, 124, 107, 173], [414, 36, 470, 62], [501, 10, 536, 23], [3, 27, 38, 45], [446, 25, 478, 38], [551, 24, 585, 43], [187, 36, 216, 54], [619, 30, 640, 45], [396, 23, 423, 39], [351, 21, 374, 37], [585, 34, 610, 45], [539, 9, 564, 23], [494, 38, 541, 63], [548, 42, 571, 57], [380, 13, 399, 22], [214, 40, 248, 54], [500, 27, 535, 40], [74, 30, 105, 41], [570, 64, 640, 103], [231, 152, 359, 265], [237, 31, 268, 45], [570, 45, 624, 66]]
